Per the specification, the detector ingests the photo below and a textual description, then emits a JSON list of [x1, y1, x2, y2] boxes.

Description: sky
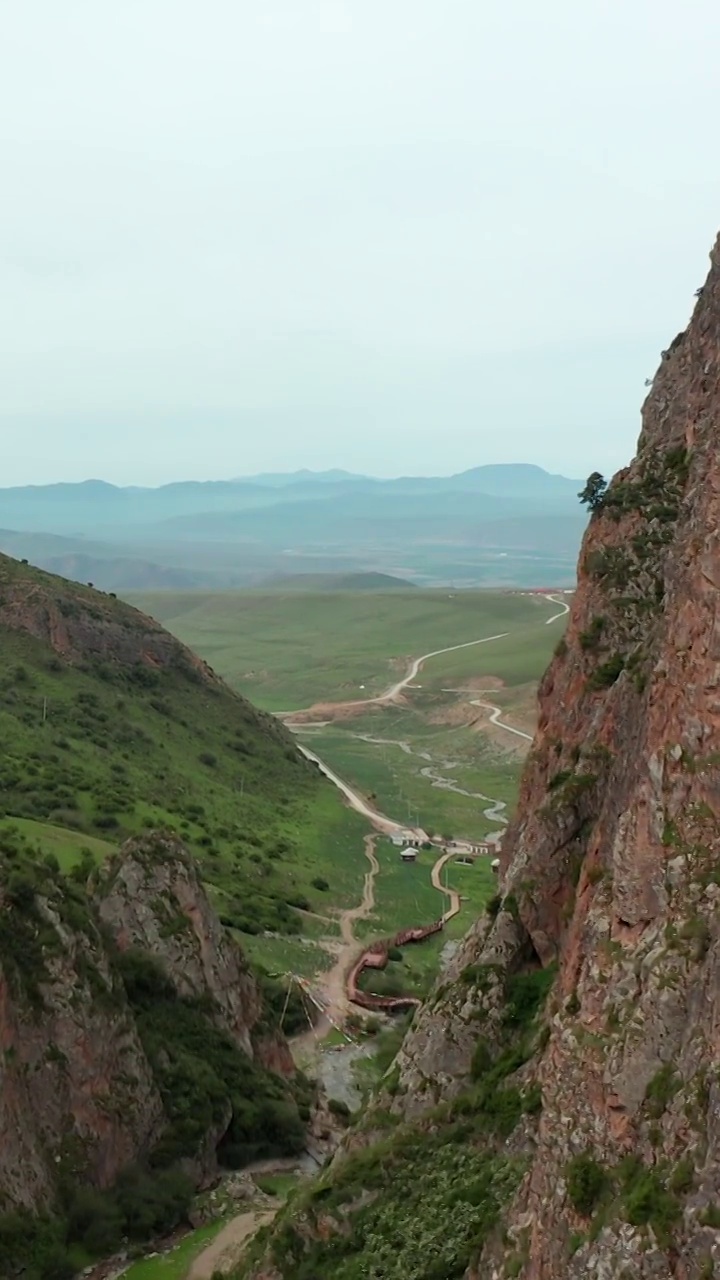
[[2, 0, 720, 488]]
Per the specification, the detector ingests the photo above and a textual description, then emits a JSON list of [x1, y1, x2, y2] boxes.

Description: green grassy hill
[[256, 571, 416, 591], [0, 553, 369, 954], [128, 588, 560, 710]]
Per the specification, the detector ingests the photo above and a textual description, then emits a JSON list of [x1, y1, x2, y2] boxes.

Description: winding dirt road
[[293, 592, 572, 957], [382, 631, 510, 700], [280, 630, 511, 724], [297, 744, 406, 836], [470, 699, 533, 742], [281, 594, 569, 728], [431, 851, 461, 922], [440, 691, 535, 744], [320, 835, 381, 1023]]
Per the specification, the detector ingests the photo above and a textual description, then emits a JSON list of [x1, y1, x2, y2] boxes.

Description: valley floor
[[114, 590, 570, 1278]]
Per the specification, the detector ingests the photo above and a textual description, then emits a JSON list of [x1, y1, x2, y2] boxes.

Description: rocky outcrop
[[0, 877, 163, 1211], [243, 234, 720, 1279], [96, 832, 295, 1076], [98, 834, 259, 1056], [0, 555, 216, 679], [0, 833, 298, 1215]]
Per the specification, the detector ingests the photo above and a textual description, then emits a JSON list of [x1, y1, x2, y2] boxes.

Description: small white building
[[400, 848, 418, 863], [390, 831, 421, 849]]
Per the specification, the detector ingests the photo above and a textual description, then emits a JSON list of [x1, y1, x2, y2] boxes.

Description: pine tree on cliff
[[578, 470, 607, 513]]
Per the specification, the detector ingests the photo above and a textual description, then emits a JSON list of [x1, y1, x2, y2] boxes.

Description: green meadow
[[128, 589, 563, 710]]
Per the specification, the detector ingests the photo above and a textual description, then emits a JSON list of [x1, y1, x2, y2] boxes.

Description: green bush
[[566, 1152, 608, 1216], [6, 871, 36, 909], [548, 770, 573, 791], [285, 892, 310, 911], [328, 1097, 351, 1120], [621, 1161, 680, 1240], [579, 617, 605, 651], [503, 966, 556, 1029], [644, 1064, 679, 1119], [0, 1211, 74, 1280], [669, 1157, 694, 1194], [470, 1038, 493, 1080], [256, 971, 312, 1036], [116, 948, 306, 1169], [588, 654, 625, 689]]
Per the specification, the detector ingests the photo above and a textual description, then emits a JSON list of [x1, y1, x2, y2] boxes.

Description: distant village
[[389, 829, 501, 872]]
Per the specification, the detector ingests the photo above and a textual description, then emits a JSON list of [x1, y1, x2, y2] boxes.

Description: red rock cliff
[[408, 234, 720, 1277], [244, 232, 720, 1280]]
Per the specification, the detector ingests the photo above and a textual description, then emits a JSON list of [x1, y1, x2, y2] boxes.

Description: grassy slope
[[126, 589, 559, 710], [0, 817, 115, 870], [0, 555, 370, 968]]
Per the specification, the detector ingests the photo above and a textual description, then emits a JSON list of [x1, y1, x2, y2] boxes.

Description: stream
[[351, 731, 510, 831]]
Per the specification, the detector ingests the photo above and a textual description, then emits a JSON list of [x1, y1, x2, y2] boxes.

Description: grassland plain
[[127, 585, 567, 932], [127, 589, 557, 710], [297, 712, 521, 842]]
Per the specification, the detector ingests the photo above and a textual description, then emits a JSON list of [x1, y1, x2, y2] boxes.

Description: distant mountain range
[[0, 464, 587, 591]]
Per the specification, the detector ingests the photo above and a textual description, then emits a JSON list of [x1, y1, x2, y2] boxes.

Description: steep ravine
[[0, 831, 307, 1277], [238, 235, 720, 1279]]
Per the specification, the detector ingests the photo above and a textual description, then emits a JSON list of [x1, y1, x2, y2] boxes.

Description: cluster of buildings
[[390, 829, 501, 868]]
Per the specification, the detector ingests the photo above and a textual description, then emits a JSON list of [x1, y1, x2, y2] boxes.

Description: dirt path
[[281, 594, 569, 727], [280, 630, 510, 725], [543, 594, 571, 624], [302, 834, 381, 1031], [430, 851, 461, 922], [298, 744, 407, 836], [469, 698, 533, 742], [187, 1210, 276, 1279]]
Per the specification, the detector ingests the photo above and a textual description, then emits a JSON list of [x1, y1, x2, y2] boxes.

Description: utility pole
[[42, 697, 47, 725]]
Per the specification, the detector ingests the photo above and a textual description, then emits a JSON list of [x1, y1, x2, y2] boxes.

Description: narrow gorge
[[237, 234, 720, 1279]]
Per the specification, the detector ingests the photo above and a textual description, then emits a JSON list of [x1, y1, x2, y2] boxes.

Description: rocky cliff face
[[0, 873, 163, 1211], [0, 832, 298, 1216], [0, 556, 214, 677], [242, 237, 720, 1279], [96, 833, 294, 1074]]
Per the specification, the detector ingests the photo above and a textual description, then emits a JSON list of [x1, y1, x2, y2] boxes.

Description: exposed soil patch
[[187, 1210, 276, 1279]]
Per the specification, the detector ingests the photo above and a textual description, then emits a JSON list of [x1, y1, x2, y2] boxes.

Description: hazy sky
[[3, 0, 720, 487]]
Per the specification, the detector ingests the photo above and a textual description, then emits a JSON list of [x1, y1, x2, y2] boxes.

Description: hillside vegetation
[[0, 554, 368, 948]]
